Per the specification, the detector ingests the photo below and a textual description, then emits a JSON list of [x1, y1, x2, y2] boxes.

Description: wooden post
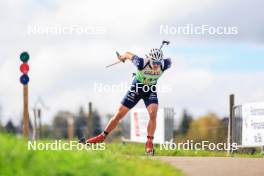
[[228, 94, 235, 155], [67, 117, 74, 140], [87, 102, 93, 137], [23, 85, 29, 139], [38, 109, 42, 139], [33, 109, 37, 140]]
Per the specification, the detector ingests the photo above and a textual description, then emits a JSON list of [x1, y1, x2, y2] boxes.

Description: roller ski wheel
[[145, 140, 155, 156], [145, 148, 155, 156], [78, 137, 87, 144]]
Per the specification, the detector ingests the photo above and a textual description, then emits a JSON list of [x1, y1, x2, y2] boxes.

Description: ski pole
[[105, 51, 124, 68]]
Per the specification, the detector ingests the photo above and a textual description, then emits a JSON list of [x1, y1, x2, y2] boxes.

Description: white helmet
[[149, 48, 163, 61]]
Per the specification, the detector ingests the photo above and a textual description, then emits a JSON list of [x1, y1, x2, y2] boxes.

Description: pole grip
[[116, 51, 124, 62]]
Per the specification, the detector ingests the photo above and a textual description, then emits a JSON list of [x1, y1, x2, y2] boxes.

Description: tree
[[178, 109, 193, 135], [53, 111, 72, 139], [0, 124, 3, 132], [41, 124, 53, 139], [74, 107, 87, 138], [74, 106, 103, 138], [187, 113, 227, 143], [5, 120, 16, 134], [92, 110, 102, 136]]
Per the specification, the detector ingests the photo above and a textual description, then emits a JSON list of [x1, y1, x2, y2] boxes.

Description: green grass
[[108, 142, 263, 158], [1, 134, 262, 176], [0, 134, 183, 176]]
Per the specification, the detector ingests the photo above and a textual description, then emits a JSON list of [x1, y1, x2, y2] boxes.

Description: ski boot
[[86, 133, 105, 144], [145, 136, 155, 156]]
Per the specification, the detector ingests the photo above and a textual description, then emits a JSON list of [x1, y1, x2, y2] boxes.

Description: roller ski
[[79, 133, 106, 144]]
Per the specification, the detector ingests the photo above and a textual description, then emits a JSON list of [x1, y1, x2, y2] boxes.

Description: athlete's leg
[[105, 80, 141, 133], [86, 79, 141, 144], [144, 103, 158, 154], [104, 105, 130, 133], [143, 89, 159, 137], [143, 89, 158, 154], [146, 103, 158, 137], [104, 79, 141, 133], [86, 105, 129, 143]]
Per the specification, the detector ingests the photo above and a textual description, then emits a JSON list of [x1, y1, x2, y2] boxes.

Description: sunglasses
[[152, 60, 162, 65]]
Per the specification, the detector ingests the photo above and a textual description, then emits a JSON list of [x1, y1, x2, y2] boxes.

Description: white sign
[[242, 102, 264, 146], [130, 108, 165, 144]]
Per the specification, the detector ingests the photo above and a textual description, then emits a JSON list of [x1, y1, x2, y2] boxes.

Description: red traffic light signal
[[20, 63, 30, 74]]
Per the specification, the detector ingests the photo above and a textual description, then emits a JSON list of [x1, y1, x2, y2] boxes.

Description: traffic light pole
[[20, 51, 30, 139], [23, 84, 29, 139]]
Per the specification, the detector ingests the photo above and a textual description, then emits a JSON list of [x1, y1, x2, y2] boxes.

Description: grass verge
[[0, 134, 183, 176], [107, 142, 264, 158]]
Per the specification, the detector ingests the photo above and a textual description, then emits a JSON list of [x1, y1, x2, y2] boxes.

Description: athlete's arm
[[119, 52, 135, 61], [161, 58, 172, 71], [120, 52, 149, 70]]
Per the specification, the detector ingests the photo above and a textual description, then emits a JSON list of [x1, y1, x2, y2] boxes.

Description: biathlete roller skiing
[[80, 41, 171, 156]]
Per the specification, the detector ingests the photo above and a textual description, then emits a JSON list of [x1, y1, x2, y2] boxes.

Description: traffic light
[[19, 51, 30, 139], [19, 52, 30, 85]]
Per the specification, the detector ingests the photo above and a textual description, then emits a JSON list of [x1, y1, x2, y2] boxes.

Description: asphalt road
[[157, 156, 264, 176]]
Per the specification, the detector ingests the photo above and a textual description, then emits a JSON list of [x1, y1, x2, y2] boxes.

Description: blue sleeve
[[131, 55, 145, 70], [162, 58, 172, 71]]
